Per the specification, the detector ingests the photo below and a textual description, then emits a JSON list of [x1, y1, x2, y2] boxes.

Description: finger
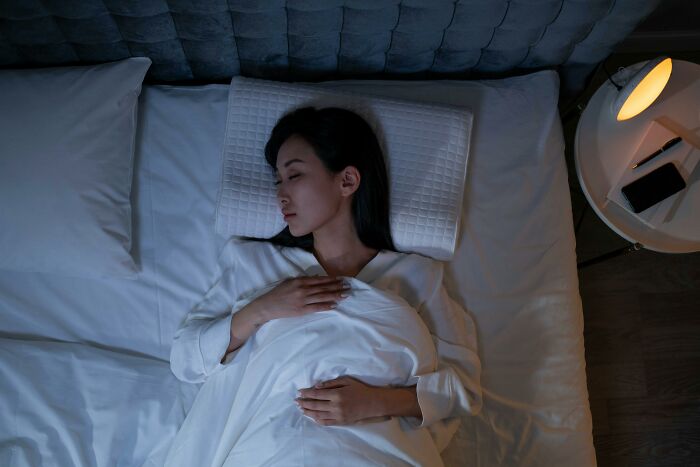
[[297, 399, 331, 411], [315, 378, 345, 388], [301, 382, 333, 391], [303, 302, 337, 312], [305, 282, 350, 303], [299, 405, 330, 415], [315, 381, 345, 389], [296, 298, 337, 313], [298, 388, 331, 400], [305, 290, 348, 304], [306, 281, 348, 298], [301, 275, 341, 286], [300, 407, 332, 420]]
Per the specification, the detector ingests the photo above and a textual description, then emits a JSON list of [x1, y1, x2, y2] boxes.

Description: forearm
[[220, 302, 268, 363], [378, 385, 423, 420]]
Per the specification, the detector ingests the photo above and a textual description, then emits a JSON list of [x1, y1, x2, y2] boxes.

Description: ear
[[339, 166, 361, 197]]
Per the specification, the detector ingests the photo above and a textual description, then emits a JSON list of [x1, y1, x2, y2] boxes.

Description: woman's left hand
[[296, 376, 390, 426]]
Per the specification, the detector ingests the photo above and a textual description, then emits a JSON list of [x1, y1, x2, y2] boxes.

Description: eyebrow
[[275, 159, 304, 172]]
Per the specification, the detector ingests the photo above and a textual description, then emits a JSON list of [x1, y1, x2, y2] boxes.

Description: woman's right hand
[[255, 275, 352, 323], [223, 276, 352, 363]]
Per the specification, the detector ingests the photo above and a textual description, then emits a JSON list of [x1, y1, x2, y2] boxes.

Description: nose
[[277, 186, 289, 209]]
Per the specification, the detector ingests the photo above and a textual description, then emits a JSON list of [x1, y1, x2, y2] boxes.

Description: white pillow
[[0, 57, 152, 279], [215, 76, 473, 261]]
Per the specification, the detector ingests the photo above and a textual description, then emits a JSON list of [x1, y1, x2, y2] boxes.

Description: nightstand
[[574, 59, 700, 268]]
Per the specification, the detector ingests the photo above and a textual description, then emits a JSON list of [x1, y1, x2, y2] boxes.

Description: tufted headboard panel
[[0, 0, 661, 98]]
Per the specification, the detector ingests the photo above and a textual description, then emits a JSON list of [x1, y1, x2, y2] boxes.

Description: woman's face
[[274, 134, 349, 237]]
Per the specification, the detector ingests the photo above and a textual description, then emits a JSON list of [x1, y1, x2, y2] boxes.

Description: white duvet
[[163, 277, 444, 467]]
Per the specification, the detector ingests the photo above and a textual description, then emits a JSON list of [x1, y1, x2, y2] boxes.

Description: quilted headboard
[[0, 0, 661, 98]]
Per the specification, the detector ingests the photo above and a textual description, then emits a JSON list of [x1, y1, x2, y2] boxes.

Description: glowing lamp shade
[[613, 56, 672, 121]]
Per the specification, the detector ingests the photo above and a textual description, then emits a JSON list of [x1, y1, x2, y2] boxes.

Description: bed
[[0, 1, 661, 466]]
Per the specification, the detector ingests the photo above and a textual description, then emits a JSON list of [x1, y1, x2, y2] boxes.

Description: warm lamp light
[[612, 56, 672, 121]]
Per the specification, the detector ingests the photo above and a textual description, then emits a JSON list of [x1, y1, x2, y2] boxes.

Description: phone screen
[[621, 162, 686, 213]]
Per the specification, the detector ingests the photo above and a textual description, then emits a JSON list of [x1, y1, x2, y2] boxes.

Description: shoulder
[[388, 249, 444, 289], [394, 249, 441, 272]]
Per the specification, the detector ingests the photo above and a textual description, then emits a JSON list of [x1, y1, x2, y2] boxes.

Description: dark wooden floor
[[563, 52, 700, 467]]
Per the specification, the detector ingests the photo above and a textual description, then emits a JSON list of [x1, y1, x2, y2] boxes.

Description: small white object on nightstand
[[575, 59, 700, 254]]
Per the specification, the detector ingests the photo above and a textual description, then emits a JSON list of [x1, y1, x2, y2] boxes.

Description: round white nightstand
[[575, 59, 700, 257]]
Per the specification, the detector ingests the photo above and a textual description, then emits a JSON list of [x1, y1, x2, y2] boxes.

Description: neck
[[309, 205, 379, 277], [312, 242, 379, 278]]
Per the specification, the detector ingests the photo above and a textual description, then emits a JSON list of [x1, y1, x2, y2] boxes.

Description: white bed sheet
[[0, 76, 595, 466], [0, 337, 199, 466]]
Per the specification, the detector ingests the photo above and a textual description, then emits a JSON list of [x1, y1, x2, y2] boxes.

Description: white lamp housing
[[612, 56, 673, 121]]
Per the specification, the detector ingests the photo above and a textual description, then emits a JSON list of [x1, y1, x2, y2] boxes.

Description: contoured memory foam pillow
[[215, 76, 473, 261]]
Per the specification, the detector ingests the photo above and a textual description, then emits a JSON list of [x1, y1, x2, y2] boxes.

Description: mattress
[[0, 78, 595, 466]]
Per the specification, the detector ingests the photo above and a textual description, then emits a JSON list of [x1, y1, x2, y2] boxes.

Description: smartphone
[[621, 162, 686, 213]]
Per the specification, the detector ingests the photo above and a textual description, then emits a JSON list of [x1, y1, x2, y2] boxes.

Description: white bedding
[[0, 337, 200, 466], [163, 278, 442, 467], [0, 74, 595, 466]]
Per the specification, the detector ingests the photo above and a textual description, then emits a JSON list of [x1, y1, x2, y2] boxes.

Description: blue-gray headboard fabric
[[0, 0, 661, 100]]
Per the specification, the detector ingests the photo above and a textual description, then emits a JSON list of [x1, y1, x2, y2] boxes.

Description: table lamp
[[610, 56, 673, 121]]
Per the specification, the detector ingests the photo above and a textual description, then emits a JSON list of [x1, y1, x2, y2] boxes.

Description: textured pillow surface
[[0, 57, 152, 279], [216, 76, 473, 261]]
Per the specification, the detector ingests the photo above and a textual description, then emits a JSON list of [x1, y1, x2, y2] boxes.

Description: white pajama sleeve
[[404, 262, 483, 451], [169, 242, 241, 384]]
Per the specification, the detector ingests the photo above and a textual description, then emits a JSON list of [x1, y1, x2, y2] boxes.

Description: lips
[[283, 212, 296, 220]]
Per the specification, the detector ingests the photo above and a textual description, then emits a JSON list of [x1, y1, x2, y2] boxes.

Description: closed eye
[[274, 174, 300, 186]]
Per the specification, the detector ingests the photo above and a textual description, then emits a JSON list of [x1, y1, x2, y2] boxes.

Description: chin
[[287, 224, 302, 236], [288, 222, 312, 238]]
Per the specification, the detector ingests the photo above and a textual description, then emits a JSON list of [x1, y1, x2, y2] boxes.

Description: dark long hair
[[240, 106, 397, 253]]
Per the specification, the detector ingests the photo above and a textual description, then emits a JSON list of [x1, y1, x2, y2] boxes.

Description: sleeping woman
[[164, 107, 482, 466]]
